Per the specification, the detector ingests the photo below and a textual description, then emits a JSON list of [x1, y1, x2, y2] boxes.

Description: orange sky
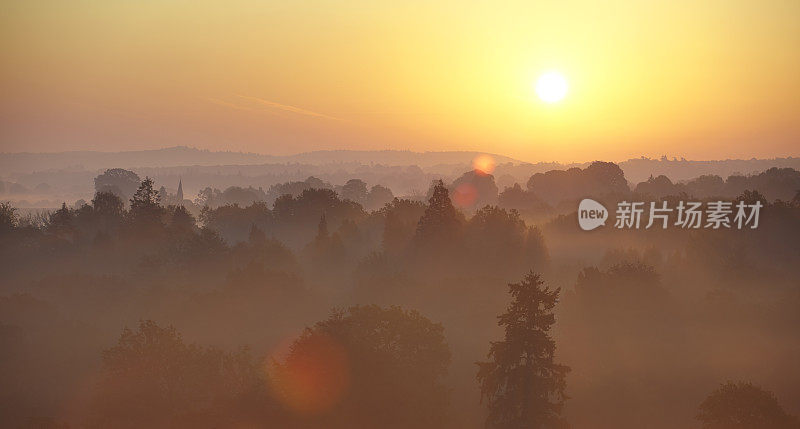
[[1, 0, 798, 162]]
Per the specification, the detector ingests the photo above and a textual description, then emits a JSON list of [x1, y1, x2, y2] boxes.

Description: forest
[[2, 162, 799, 428]]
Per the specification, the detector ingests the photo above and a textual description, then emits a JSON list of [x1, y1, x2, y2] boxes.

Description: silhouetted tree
[[477, 271, 570, 429], [381, 198, 426, 256], [365, 184, 394, 211], [734, 189, 768, 206], [273, 305, 451, 428], [697, 382, 800, 429], [200, 201, 273, 244], [128, 177, 165, 230], [48, 203, 74, 239], [233, 225, 298, 272], [302, 214, 346, 280], [634, 175, 683, 199], [685, 174, 725, 198], [90, 320, 273, 428], [0, 201, 18, 235], [450, 170, 499, 210], [464, 206, 529, 275], [94, 168, 141, 201], [92, 191, 124, 218], [265, 176, 330, 204], [498, 183, 552, 221], [167, 205, 196, 235], [415, 180, 460, 244], [272, 188, 365, 248], [339, 179, 368, 204], [194, 186, 221, 207], [219, 186, 267, 206], [527, 161, 629, 205]]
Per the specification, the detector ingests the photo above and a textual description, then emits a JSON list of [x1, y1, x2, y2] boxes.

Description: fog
[[1, 157, 799, 428]]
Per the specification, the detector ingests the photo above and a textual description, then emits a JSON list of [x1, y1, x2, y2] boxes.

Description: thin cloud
[[235, 94, 345, 121]]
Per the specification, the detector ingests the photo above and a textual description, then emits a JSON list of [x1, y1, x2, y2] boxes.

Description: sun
[[535, 71, 568, 103]]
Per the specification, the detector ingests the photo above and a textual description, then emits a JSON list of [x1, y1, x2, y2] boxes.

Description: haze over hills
[[1, 146, 799, 208], [2, 145, 799, 178]]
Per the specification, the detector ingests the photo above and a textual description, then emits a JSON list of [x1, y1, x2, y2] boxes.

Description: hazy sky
[[1, 0, 798, 162]]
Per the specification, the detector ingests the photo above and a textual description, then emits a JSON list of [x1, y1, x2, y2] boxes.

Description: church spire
[[177, 179, 184, 201]]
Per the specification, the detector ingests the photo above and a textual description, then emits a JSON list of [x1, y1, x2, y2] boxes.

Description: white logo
[[578, 198, 608, 231]]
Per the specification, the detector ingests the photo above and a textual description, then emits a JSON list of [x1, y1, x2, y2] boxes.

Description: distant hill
[[0, 146, 521, 175], [0, 147, 271, 174]]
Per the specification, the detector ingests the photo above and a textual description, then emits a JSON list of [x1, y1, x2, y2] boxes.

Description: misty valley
[[2, 159, 799, 428]]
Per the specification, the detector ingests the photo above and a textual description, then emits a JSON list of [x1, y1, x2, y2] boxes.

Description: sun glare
[[535, 71, 569, 103]]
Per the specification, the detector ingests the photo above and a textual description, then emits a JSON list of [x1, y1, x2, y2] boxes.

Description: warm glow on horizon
[[1, 0, 798, 162]]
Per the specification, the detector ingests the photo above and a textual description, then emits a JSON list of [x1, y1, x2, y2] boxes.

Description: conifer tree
[[477, 271, 570, 429]]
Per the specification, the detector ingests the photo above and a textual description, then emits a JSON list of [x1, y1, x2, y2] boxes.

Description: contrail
[[235, 94, 345, 121], [205, 97, 260, 112]]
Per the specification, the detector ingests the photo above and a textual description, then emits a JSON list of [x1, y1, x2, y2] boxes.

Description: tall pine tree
[[477, 271, 570, 429]]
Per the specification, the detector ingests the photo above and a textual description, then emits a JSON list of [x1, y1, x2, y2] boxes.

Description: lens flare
[[452, 183, 478, 208], [267, 333, 349, 415], [472, 154, 496, 175]]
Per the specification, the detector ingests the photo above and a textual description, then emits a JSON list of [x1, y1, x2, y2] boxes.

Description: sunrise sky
[[1, 0, 798, 162]]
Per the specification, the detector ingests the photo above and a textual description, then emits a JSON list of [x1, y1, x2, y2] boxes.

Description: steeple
[[177, 179, 184, 201]]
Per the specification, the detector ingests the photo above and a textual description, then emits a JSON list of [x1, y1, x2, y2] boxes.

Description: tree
[[200, 201, 273, 244], [128, 177, 165, 229], [167, 204, 196, 235], [271, 187, 365, 248], [92, 191, 123, 216], [91, 320, 273, 428], [302, 213, 346, 280], [697, 382, 800, 429], [415, 180, 461, 244], [94, 168, 141, 201], [339, 179, 368, 204], [218, 186, 267, 206], [0, 201, 18, 235], [464, 206, 527, 275], [450, 170, 499, 210], [194, 186, 221, 207], [526, 161, 628, 206], [477, 271, 570, 429], [381, 198, 426, 256], [48, 203, 74, 239], [498, 183, 552, 221], [365, 184, 394, 211], [272, 305, 451, 428], [734, 189, 768, 206], [634, 175, 682, 199]]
